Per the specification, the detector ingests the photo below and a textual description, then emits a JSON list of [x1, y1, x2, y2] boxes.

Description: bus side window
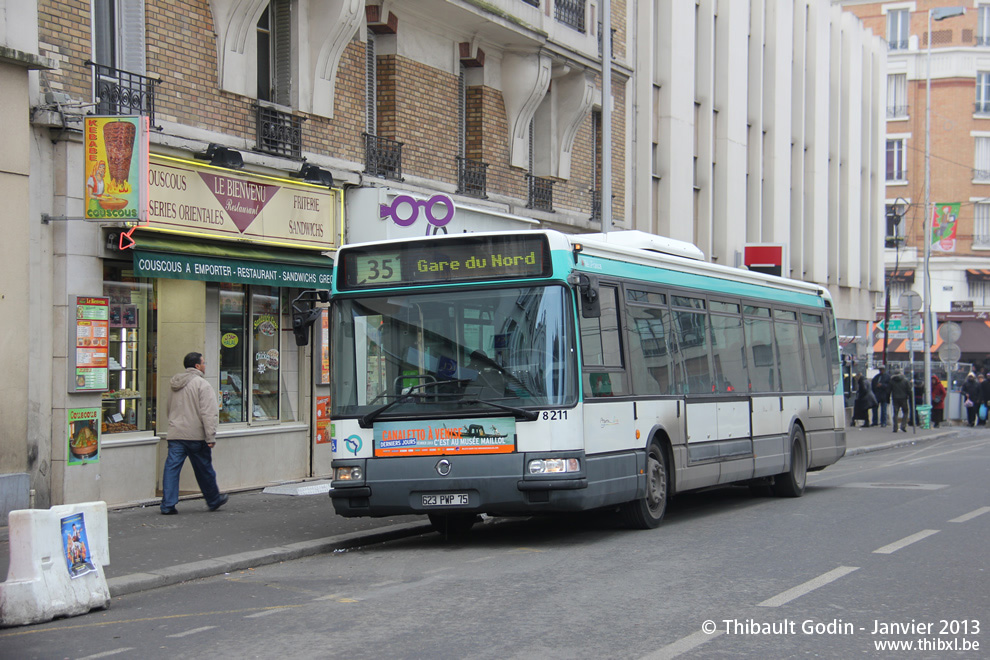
[[580, 286, 627, 397]]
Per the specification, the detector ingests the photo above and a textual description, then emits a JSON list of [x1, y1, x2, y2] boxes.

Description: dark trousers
[[161, 440, 222, 511], [891, 398, 910, 430]]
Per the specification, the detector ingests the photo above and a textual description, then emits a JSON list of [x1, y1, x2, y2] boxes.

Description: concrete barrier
[[0, 501, 111, 627]]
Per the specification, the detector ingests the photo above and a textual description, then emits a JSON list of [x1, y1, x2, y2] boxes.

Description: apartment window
[[887, 73, 907, 119], [979, 5, 990, 46], [93, 0, 145, 74], [976, 137, 990, 181], [257, 0, 291, 106], [886, 202, 907, 248], [366, 33, 377, 134], [886, 139, 907, 181], [887, 8, 910, 51], [978, 73, 990, 114], [555, 0, 586, 33], [975, 202, 990, 247]]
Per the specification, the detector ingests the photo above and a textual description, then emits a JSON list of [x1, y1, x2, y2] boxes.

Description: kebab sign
[[84, 116, 150, 222]]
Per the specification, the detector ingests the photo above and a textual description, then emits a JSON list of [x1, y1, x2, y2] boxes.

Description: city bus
[[328, 230, 845, 535]]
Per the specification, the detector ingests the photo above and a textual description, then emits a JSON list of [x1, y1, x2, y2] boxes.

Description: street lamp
[[924, 6, 965, 408]]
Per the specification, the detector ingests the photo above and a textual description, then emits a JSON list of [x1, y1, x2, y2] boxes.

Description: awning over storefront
[[131, 232, 332, 288], [887, 269, 914, 282], [965, 269, 990, 282]]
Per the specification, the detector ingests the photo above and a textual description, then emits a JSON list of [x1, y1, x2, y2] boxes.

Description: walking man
[[889, 368, 912, 433], [160, 352, 228, 515]]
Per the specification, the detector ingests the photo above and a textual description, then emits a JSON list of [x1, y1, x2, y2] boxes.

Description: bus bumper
[[330, 450, 638, 518]]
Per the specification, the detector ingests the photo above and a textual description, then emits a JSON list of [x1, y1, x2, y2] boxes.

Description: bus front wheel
[[621, 442, 668, 529], [773, 428, 808, 498]]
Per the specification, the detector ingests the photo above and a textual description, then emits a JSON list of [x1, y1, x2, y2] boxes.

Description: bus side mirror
[[568, 273, 600, 318], [291, 289, 329, 346]]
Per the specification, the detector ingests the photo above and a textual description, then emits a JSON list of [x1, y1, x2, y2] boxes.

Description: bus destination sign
[[339, 234, 551, 289]]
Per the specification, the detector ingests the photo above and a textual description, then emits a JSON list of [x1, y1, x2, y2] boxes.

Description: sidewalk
[[0, 422, 957, 598]]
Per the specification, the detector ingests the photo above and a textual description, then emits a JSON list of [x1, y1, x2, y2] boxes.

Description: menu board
[[318, 309, 330, 385], [315, 396, 331, 444], [70, 297, 110, 392]]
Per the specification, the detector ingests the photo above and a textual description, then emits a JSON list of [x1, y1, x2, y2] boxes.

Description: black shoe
[[160, 507, 177, 515], [208, 494, 229, 512]]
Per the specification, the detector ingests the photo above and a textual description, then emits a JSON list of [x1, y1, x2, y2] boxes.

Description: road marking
[[167, 626, 216, 638], [369, 580, 401, 587], [840, 482, 947, 490], [465, 555, 496, 563], [949, 506, 990, 523], [873, 529, 939, 554], [77, 649, 135, 659], [758, 566, 859, 607], [640, 629, 723, 660], [313, 593, 343, 601], [245, 608, 288, 618]]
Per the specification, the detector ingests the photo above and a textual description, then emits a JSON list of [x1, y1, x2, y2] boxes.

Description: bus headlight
[[335, 466, 363, 481], [527, 458, 580, 474]]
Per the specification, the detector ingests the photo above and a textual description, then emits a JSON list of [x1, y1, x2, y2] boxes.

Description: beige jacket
[[165, 368, 219, 442]]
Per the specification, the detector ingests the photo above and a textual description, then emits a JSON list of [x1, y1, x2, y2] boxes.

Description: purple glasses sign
[[380, 194, 454, 230]]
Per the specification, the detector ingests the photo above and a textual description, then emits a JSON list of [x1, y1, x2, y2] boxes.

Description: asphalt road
[[2, 431, 987, 659]]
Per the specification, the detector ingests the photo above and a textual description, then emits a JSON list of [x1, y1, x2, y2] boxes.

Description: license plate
[[422, 493, 469, 507]]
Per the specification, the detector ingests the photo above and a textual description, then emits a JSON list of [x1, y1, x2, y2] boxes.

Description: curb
[[845, 429, 953, 456], [105, 520, 434, 597]]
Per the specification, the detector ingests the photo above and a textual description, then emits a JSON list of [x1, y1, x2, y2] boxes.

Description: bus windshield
[[331, 285, 578, 419]]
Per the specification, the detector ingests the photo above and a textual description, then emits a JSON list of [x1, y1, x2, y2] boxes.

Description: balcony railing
[[887, 39, 909, 51], [87, 61, 160, 126], [978, 35, 990, 47], [527, 174, 554, 212], [976, 102, 990, 115], [974, 168, 990, 182], [254, 104, 304, 159], [364, 133, 403, 180], [456, 157, 488, 198], [521, 0, 540, 6], [590, 189, 601, 221], [886, 105, 908, 119], [554, 0, 585, 33]]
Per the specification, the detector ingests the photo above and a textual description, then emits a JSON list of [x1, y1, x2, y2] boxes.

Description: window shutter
[[458, 67, 466, 158], [118, 0, 146, 75], [366, 34, 377, 134], [273, 0, 292, 106]]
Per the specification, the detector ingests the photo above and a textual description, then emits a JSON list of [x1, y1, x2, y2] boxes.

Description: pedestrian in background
[[851, 374, 874, 428], [979, 373, 990, 426], [889, 369, 912, 433], [931, 375, 946, 429], [160, 352, 228, 515], [960, 372, 981, 427], [871, 365, 891, 427]]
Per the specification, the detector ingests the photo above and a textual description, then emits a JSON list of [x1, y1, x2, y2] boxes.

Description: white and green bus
[[328, 230, 845, 534]]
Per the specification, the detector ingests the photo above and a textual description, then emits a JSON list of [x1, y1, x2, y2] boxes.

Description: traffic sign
[[899, 291, 922, 312], [938, 322, 962, 343]]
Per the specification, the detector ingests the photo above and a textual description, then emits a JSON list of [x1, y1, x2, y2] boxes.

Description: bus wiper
[[358, 379, 470, 428], [458, 398, 540, 421]]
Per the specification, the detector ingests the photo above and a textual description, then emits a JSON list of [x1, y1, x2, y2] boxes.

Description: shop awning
[[131, 232, 332, 288], [887, 269, 915, 282], [965, 269, 990, 281]]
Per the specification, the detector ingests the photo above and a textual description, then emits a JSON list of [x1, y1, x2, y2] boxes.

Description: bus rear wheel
[[428, 513, 478, 538], [773, 427, 808, 498], [620, 442, 668, 529]]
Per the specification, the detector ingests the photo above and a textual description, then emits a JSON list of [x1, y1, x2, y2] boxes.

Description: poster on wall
[[67, 408, 101, 466], [83, 115, 149, 222], [315, 396, 331, 444], [319, 309, 330, 385], [61, 512, 97, 579], [931, 202, 960, 253], [71, 297, 110, 392]]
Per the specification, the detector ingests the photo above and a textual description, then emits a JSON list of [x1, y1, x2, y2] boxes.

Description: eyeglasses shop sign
[[146, 157, 339, 249]]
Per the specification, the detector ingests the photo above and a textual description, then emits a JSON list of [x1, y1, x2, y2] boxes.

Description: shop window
[[218, 284, 295, 424], [102, 264, 157, 434]]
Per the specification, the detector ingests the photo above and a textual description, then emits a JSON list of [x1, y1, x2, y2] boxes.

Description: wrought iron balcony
[[86, 61, 160, 126], [364, 133, 403, 181], [254, 104, 304, 159], [590, 189, 601, 222], [978, 35, 990, 47], [976, 102, 990, 115], [555, 0, 585, 33], [887, 39, 909, 51], [456, 157, 488, 198], [974, 168, 990, 182], [886, 105, 908, 119], [527, 174, 554, 212]]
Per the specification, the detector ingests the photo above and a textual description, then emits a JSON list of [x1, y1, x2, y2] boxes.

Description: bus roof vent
[[574, 231, 705, 261]]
